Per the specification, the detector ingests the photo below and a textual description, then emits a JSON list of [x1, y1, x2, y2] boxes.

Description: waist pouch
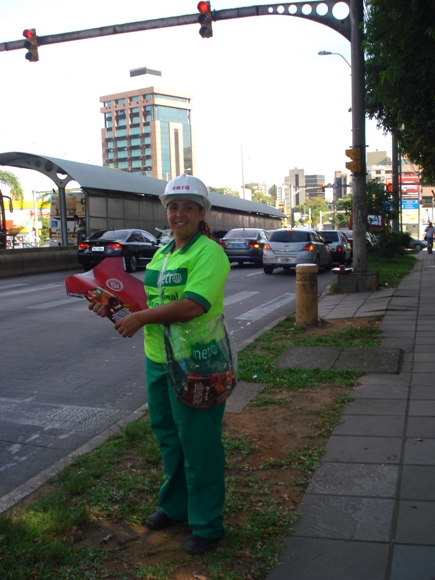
[[163, 315, 238, 409]]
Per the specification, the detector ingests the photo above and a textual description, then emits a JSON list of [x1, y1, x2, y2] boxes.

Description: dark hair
[[199, 220, 212, 238]]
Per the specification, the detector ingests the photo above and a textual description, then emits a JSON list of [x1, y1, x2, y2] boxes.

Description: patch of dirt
[[23, 318, 376, 579]]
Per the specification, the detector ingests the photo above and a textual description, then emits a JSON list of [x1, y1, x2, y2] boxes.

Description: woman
[[90, 174, 231, 556]]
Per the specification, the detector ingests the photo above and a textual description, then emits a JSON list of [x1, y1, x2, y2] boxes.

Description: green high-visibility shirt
[[143, 233, 231, 364]]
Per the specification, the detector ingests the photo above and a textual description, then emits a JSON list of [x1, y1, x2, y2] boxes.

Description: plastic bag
[[163, 315, 238, 408]]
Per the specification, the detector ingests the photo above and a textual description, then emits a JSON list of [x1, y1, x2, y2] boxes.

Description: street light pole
[[318, 50, 351, 68]]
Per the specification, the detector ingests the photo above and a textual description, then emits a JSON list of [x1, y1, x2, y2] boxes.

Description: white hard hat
[[160, 174, 211, 211]]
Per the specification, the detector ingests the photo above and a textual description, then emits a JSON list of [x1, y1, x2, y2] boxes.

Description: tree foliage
[[364, 0, 435, 182], [208, 186, 240, 198], [0, 170, 24, 204], [336, 180, 396, 229]]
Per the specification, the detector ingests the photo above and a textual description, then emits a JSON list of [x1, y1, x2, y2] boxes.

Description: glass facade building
[[100, 87, 195, 180]]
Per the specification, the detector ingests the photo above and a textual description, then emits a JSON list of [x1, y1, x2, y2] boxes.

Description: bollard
[[295, 263, 318, 325]]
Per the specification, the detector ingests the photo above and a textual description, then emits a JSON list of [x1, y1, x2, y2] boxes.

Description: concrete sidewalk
[[266, 251, 435, 580]]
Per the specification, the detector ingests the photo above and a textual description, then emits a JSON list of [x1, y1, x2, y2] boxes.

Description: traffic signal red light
[[23, 28, 39, 62], [385, 181, 393, 193], [197, 1, 213, 38]]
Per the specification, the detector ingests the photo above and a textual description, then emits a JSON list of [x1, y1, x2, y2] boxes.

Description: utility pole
[[349, 0, 367, 274]]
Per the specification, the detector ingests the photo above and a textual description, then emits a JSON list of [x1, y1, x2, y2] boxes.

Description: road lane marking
[[224, 291, 258, 306], [235, 293, 295, 321], [0, 284, 63, 297], [28, 298, 79, 310]]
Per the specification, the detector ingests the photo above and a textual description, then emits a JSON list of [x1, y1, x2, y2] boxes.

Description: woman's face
[[166, 199, 205, 245]]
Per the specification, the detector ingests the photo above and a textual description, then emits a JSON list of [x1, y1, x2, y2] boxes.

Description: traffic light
[[197, 1, 213, 38], [321, 183, 326, 193], [345, 146, 362, 173], [385, 181, 393, 194], [23, 28, 39, 62]]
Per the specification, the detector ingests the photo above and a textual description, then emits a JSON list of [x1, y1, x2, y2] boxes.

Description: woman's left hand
[[114, 312, 144, 338]]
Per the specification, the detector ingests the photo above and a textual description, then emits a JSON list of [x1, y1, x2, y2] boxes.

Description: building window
[[107, 130, 113, 138], [118, 161, 128, 169], [132, 160, 142, 168], [116, 98, 126, 105], [144, 137, 151, 145], [131, 127, 141, 135], [117, 118, 126, 127], [107, 152, 114, 160], [130, 96, 139, 103], [130, 138, 141, 146], [116, 129, 127, 137], [116, 139, 128, 148], [118, 151, 128, 159], [131, 149, 141, 157], [107, 141, 114, 148]]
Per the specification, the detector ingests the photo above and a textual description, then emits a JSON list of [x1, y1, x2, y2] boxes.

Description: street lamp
[[318, 50, 351, 68]]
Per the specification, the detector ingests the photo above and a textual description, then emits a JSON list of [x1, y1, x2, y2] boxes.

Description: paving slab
[[332, 415, 405, 437], [403, 438, 435, 465], [322, 435, 402, 464], [391, 545, 435, 580], [306, 463, 398, 497], [342, 398, 407, 415], [293, 495, 394, 541], [266, 537, 389, 580], [400, 466, 435, 500], [276, 346, 403, 373], [395, 500, 435, 545]]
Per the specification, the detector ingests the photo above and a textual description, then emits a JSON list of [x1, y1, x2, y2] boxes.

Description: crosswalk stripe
[[235, 293, 295, 321], [28, 298, 79, 310], [0, 284, 62, 297], [224, 291, 258, 306]]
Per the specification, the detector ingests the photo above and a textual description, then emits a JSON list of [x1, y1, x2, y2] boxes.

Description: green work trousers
[[146, 356, 226, 539]]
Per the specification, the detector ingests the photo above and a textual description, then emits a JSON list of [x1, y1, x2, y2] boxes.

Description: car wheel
[[415, 243, 422, 251], [263, 265, 274, 274], [314, 255, 320, 269], [126, 255, 138, 272]]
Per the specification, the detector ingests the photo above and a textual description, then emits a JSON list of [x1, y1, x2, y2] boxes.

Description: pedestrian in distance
[[89, 174, 233, 556], [425, 221, 435, 254]]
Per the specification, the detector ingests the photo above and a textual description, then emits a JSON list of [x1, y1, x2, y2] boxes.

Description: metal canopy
[[0, 151, 284, 218]]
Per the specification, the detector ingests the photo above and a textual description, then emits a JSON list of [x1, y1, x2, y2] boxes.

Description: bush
[[370, 229, 410, 257]]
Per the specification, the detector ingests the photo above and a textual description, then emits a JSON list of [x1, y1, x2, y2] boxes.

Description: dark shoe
[[144, 510, 176, 530], [186, 534, 220, 556]]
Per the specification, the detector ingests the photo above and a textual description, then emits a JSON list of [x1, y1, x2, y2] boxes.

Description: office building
[[100, 86, 196, 180]]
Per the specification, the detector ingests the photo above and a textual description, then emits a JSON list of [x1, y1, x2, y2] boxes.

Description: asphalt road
[[0, 264, 333, 509]]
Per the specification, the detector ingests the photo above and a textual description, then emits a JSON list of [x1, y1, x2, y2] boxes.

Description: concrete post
[[296, 264, 318, 325]]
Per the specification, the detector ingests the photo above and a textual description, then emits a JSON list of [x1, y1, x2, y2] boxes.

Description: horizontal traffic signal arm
[[0, 3, 351, 54]]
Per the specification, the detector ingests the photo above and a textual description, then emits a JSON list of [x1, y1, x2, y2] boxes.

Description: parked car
[[409, 237, 428, 251], [320, 229, 352, 265], [218, 228, 269, 265], [262, 227, 333, 274], [78, 228, 161, 272], [340, 229, 374, 250]]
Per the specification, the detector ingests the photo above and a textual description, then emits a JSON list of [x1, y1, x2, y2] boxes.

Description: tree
[[208, 186, 240, 198], [294, 196, 329, 227], [364, 0, 435, 182], [268, 185, 277, 206], [336, 180, 396, 229], [0, 170, 24, 205]]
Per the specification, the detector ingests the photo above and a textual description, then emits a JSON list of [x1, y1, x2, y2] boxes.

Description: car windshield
[[269, 230, 310, 243], [225, 229, 260, 239], [321, 231, 339, 242], [91, 230, 130, 241]]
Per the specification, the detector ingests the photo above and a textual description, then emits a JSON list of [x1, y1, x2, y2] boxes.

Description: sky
[[0, 0, 392, 198]]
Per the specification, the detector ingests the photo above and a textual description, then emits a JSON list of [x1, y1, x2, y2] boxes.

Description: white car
[[262, 228, 333, 274]]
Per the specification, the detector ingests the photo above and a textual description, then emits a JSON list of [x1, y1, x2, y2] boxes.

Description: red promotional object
[[65, 257, 147, 323]]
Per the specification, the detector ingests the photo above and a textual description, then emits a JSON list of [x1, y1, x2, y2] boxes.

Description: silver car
[[262, 228, 333, 274]]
